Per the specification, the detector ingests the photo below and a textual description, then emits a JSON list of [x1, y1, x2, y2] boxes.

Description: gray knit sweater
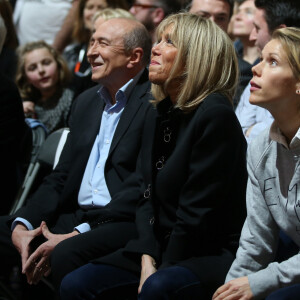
[[226, 124, 300, 299]]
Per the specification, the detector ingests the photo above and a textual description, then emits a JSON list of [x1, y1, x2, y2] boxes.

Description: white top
[[13, 0, 72, 45]]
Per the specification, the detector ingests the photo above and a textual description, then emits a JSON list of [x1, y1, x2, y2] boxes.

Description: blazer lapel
[[108, 69, 151, 156]]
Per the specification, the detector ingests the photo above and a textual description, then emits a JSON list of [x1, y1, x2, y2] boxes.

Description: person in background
[[60, 12, 247, 300], [235, 0, 300, 143], [129, 0, 182, 44], [16, 41, 73, 133], [63, 0, 129, 97], [231, 0, 259, 108], [189, 0, 233, 32], [13, 0, 73, 46], [0, 15, 32, 216], [0, 0, 18, 80], [213, 26, 300, 300]]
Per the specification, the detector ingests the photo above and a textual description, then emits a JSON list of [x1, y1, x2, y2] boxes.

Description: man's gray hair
[[123, 23, 152, 66]]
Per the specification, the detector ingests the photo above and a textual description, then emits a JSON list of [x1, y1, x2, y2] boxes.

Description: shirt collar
[[97, 68, 144, 107], [269, 122, 300, 150]]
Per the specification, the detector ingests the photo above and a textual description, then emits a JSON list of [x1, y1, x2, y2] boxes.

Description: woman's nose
[[252, 61, 261, 76], [37, 64, 45, 74], [151, 41, 161, 55]]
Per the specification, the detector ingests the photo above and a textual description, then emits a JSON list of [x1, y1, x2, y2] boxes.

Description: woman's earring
[[296, 90, 300, 94]]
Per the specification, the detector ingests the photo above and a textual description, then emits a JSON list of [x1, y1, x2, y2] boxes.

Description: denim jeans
[[266, 285, 300, 300], [60, 263, 204, 300]]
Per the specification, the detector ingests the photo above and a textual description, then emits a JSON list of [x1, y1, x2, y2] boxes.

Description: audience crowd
[[0, 0, 299, 299]]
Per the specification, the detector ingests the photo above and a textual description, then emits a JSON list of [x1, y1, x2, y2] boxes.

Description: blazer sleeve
[[162, 102, 247, 265]]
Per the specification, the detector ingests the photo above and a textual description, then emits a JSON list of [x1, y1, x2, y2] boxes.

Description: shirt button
[[94, 189, 98, 194], [105, 139, 110, 144], [97, 164, 101, 168]]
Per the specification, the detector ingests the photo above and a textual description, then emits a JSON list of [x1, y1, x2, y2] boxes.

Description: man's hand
[[212, 277, 253, 300], [23, 101, 36, 118], [11, 223, 42, 273], [23, 221, 79, 285], [138, 254, 157, 294]]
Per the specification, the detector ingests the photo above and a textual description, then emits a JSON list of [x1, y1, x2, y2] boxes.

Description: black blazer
[[9, 69, 152, 228], [99, 93, 247, 296]]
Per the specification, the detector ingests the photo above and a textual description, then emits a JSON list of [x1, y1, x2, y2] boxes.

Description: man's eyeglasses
[[131, 3, 159, 10]]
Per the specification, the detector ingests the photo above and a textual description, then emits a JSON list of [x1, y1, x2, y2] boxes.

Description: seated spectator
[[0, 15, 31, 215], [235, 0, 300, 143], [0, 0, 18, 80], [0, 16, 152, 299], [213, 27, 300, 300], [231, 0, 259, 108], [16, 41, 73, 133], [63, 0, 129, 98], [60, 12, 247, 300]]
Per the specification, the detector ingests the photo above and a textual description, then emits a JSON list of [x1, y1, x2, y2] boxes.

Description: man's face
[[129, 0, 157, 32], [87, 19, 132, 87], [249, 8, 271, 52], [189, 0, 231, 32]]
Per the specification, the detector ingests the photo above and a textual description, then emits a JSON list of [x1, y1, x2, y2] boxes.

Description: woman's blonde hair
[[152, 12, 239, 112], [272, 27, 300, 81], [16, 40, 71, 101]]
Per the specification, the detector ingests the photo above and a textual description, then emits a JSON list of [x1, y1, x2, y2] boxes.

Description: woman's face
[[149, 26, 179, 86], [24, 47, 59, 96], [250, 39, 299, 109], [232, 0, 256, 38], [83, 0, 107, 31]]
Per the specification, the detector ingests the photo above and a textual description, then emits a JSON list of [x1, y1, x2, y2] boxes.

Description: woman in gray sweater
[[213, 27, 300, 300]]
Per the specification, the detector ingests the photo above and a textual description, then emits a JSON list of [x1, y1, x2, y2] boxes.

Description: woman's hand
[[212, 277, 253, 300], [138, 254, 157, 294]]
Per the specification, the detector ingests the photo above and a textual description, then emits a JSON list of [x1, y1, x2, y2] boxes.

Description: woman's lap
[[60, 263, 205, 300], [266, 284, 300, 300]]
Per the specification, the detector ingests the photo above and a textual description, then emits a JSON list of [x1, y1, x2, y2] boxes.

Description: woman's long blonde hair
[[151, 12, 239, 112]]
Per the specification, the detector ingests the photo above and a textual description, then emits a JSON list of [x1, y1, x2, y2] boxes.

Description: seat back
[[9, 128, 69, 214]]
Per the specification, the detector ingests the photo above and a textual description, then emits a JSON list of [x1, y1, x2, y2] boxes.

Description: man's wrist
[[14, 223, 28, 231]]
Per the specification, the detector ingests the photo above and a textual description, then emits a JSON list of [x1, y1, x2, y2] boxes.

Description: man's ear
[[152, 8, 165, 27], [277, 24, 287, 29], [127, 47, 144, 68]]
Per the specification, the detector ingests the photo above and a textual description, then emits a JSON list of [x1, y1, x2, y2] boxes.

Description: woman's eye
[[42, 59, 52, 65], [167, 38, 173, 45], [270, 60, 277, 66], [27, 65, 36, 72]]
